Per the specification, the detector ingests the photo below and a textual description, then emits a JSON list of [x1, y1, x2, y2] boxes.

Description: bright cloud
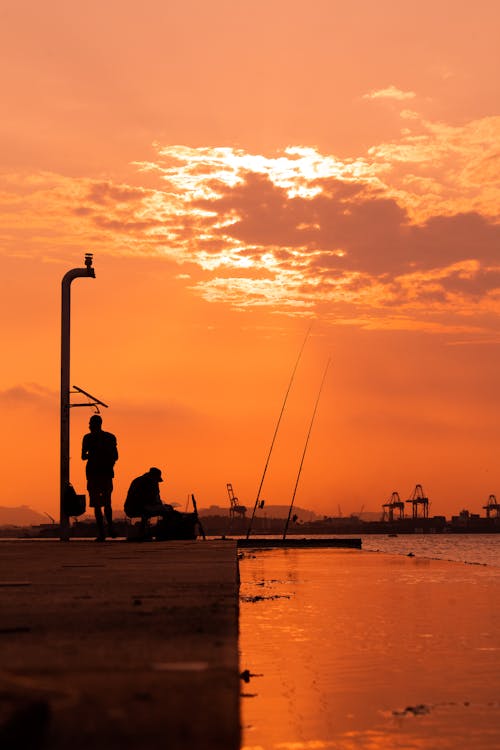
[[1, 113, 499, 336], [362, 85, 417, 101]]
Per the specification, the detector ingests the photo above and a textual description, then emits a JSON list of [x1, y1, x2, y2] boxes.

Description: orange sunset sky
[[1, 0, 499, 520]]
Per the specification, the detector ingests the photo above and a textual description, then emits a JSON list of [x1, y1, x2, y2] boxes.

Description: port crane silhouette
[[226, 483, 247, 519], [406, 484, 429, 519], [382, 491, 405, 522], [483, 494, 500, 518]]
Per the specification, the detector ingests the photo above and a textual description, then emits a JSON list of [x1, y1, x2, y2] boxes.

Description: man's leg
[[103, 502, 116, 538], [88, 480, 106, 541], [94, 505, 106, 541], [139, 509, 157, 540], [102, 479, 116, 537]]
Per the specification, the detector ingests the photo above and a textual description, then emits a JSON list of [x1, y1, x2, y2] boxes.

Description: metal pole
[[60, 254, 95, 541]]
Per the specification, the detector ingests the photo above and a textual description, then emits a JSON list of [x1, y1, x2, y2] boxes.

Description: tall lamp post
[[60, 253, 95, 541]]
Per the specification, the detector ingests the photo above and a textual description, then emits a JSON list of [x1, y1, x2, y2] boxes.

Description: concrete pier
[[0, 540, 240, 749]]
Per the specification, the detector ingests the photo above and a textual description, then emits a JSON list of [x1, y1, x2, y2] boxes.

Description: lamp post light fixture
[[60, 253, 95, 541]]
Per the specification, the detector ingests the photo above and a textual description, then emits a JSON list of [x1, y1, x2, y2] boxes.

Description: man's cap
[[149, 467, 163, 482]]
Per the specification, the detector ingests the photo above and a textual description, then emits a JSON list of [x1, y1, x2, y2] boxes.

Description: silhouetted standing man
[[81, 414, 118, 541]]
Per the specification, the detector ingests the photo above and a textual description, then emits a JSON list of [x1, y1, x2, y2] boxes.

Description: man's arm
[[105, 432, 118, 464], [81, 434, 89, 461]]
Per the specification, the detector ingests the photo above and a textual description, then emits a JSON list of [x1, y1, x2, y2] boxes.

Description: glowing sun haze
[[1, 0, 499, 519]]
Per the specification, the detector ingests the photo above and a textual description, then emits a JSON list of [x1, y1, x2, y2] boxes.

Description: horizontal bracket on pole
[[70, 384, 109, 413]]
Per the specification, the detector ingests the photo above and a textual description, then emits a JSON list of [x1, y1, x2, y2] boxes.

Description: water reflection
[[239, 549, 500, 750], [361, 534, 500, 567]]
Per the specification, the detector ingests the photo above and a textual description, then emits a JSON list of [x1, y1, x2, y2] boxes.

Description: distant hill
[[0, 504, 380, 527], [0, 505, 50, 527], [198, 504, 320, 521], [198, 505, 381, 522], [354, 511, 381, 522]]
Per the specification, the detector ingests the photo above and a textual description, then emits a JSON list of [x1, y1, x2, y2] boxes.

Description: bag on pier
[[154, 512, 198, 541], [63, 484, 86, 517]]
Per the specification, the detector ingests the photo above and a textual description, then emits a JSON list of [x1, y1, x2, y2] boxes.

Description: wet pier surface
[[0, 539, 240, 750]]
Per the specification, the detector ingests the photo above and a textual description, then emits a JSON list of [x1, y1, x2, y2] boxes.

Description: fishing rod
[[246, 323, 313, 539], [283, 358, 331, 540], [191, 494, 206, 541]]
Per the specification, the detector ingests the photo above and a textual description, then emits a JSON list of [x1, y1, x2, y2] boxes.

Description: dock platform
[[237, 537, 362, 549], [0, 539, 240, 750]]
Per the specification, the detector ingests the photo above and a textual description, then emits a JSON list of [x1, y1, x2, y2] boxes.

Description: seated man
[[124, 467, 174, 535]]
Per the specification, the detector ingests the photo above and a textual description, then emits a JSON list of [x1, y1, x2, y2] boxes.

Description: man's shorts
[[87, 476, 113, 507]]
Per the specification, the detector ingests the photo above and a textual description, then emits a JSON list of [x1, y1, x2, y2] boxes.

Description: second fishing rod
[[246, 323, 313, 539]]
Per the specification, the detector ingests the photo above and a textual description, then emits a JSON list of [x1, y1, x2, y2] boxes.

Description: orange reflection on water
[[239, 549, 500, 750]]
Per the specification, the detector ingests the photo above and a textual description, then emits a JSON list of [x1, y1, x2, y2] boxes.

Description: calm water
[[239, 536, 500, 750], [360, 533, 500, 567]]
